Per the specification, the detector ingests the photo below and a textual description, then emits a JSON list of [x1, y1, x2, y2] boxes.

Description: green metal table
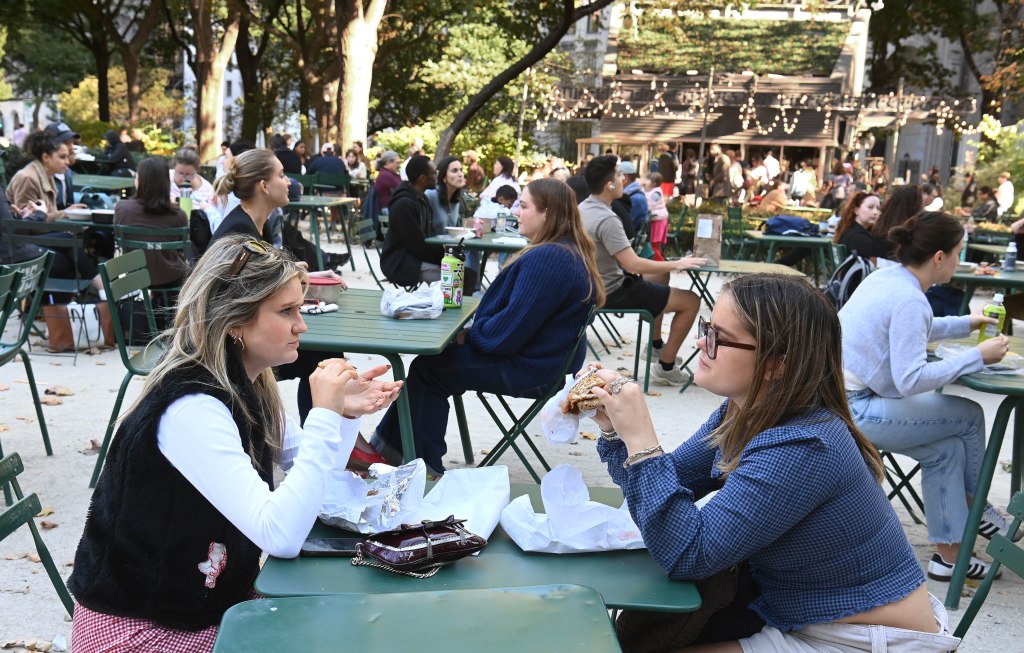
[[214, 585, 621, 652], [286, 195, 359, 271], [967, 243, 1008, 257], [941, 336, 1024, 608], [298, 288, 478, 462], [426, 232, 530, 254], [743, 230, 832, 282], [686, 259, 807, 311], [72, 174, 136, 197], [256, 483, 701, 613], [950, 268, 1024, 315]]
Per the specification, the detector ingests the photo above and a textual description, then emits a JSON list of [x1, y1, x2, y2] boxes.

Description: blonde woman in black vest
[[68, 235, 401, 652]]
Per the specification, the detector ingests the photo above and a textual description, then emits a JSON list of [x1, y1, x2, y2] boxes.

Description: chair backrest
[[314, 171, 351, 191], [354, 218, 386, 290], [0, 252, 54, 348], [0, 269, 21, 336], [286, 173, 315, 193], [632, 221, 650, 255], [954, 491, 1024, 640], [99, 250, 158, 370], [379, 212, 391, 238], [3, 221, 88, 289], [114, 223, 191, 259], [0, 452, 74, 616]]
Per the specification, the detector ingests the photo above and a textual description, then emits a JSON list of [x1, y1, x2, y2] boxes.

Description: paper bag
[[693, 214, 723, 266]]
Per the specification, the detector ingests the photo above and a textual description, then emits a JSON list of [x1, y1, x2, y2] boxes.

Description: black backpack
[[824, 252, 874, 310]]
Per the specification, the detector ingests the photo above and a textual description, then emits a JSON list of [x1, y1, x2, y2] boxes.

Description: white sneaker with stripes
[[926, 553, 1001, 582], [979, 503, 1024, 542]]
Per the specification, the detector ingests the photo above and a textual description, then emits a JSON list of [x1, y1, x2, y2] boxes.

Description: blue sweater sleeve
[[467, 245, 586, 356]]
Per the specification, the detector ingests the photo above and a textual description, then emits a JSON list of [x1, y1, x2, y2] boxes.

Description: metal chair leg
[[91, 371, 134, 488], [20, 349, 53, 456], [453, 394, 474, 464]]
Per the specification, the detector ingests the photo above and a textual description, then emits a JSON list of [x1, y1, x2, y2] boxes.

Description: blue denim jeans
[[372, 344, 552, 474], [847, 389, 985, 544]]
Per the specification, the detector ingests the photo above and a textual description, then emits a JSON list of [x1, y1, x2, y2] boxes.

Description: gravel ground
[[1, 243, 1021, 649]]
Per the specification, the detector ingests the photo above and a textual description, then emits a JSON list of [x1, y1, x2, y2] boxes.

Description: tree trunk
[[191, 0, 241, 161], [337, 0, 388, 152], [96, 48, 111, 124], [123, 55, 143, 124], [236, 12, 264, 141], [434, 0, 616, 159]]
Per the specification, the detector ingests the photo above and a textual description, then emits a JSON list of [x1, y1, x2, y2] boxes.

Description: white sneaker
[[650, 364, 691, 387], [926, 552, 1001, 581], [979, 503, 1024, 542], [640, 344, 683, 366]]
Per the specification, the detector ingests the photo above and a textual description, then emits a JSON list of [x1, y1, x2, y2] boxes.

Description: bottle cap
[[994, 293, 1005, 303]]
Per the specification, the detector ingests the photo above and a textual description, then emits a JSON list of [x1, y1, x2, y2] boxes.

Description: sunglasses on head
[[228, 239, 271, 276], [698, 316, 756, 360]]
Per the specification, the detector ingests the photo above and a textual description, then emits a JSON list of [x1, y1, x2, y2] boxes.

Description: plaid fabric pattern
[[71, 603, 218, 652], [599, 403, 925, 631]]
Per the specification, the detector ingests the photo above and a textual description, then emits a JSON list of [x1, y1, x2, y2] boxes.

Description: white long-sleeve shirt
[[157, 395, 359, 558]]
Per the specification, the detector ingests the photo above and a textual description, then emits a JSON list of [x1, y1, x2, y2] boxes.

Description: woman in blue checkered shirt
[[587, 274, 959, 652]]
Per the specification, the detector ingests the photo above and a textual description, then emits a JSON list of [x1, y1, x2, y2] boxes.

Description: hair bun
[[887, 223, 913, 246]]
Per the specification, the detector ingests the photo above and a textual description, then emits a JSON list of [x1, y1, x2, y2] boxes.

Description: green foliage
[[977, 117, 1024, 215], [374, 124, 440, 157], [619, 14, 847, 75], [2, 24, 91, 106], [58, 67, 184, 134], [0, 27, 14, 101]]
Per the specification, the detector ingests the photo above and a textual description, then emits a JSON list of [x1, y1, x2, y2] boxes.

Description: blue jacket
[[624, 181, 649, 231]]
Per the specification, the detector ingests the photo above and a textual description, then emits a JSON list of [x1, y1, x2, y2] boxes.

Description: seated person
[[832, 191, 892, 262], [588, 274, 961, 653], [473, 184, 517, 221], [6, 131, 100, 291], [758, 180, 790, 214], [0, 187, 48, 265], [842, 212, 1018, 585], [371, 179, 604, 476], [68, 236, 401, 652], [114, 157, 190, 291], [580, 155, 704, 387], [960, 186, 998, 222], [307, 144, 347, 176], [169, 148, 220, 221]]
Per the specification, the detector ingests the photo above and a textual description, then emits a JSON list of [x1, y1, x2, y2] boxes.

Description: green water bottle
[[440, 242, 466, 308], [978, 293, 1006, 343]]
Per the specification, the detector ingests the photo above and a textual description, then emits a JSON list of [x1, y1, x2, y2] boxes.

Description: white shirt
[[997, 180, 1015, 216], [924, 197, 944, 212], [763, 155, 780, 181], [157, 395, 359, 558], [480, 175, 522, 210]]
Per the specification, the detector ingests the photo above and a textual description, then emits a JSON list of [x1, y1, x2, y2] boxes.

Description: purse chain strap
[[351, 551, 444, 578]]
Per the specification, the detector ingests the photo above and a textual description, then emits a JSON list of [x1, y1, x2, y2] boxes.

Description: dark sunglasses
[[698, 316, 756, 360], [228, 239, 271, 276]]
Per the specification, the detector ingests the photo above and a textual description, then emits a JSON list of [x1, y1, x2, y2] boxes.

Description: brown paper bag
[[693, 214, 723, 266]]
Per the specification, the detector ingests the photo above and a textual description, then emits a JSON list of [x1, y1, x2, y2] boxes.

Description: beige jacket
[[6, 160, 63, 221]]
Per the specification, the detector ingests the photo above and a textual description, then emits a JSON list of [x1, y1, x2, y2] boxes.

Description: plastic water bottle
[[960, 227, 968, 263], [978, 293, 1006, 343], [440, 242, 466, 308], [1004, 241, 1018, 272]]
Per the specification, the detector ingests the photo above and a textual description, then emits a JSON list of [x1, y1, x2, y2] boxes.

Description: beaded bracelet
[[599, 428, 619, 441], [623, 445, 664, 468]]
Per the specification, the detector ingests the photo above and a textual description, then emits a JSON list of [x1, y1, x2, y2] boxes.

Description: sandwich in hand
[[562, 369, 607, 415]]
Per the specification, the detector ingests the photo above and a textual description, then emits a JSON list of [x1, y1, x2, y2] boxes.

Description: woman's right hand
[[309, 358, 359, 417], [978, 334, 1010, 365]]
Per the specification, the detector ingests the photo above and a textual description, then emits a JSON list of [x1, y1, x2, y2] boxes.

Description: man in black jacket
[[380, 155, 444, 286]]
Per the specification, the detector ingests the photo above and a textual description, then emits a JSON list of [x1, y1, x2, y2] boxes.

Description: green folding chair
[[953, 491, 1024, 640], [113, 223, 190, 326], [90, 250, 163, 488], [0, 253, 56, 459], [354, 217, 386, 291], [0, 452, 74, 616]]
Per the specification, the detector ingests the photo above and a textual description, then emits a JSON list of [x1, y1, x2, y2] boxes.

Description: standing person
[[762, 149, 780, 181], [462, 150, 486, 194], [644, 171, 669, 261], [379, 155, 446, 286], [822, 161, 852, 211], [372, 179, 604, 476], [842, 212, 1019, 585], [580, 155, 704, 386], [657, 143, 677, 198], [679, 148, 698, 197], [708, 145, 732, 205], [748, 155, 769, 195], [114, 158, 189, 289], [587, 274, 961, 653], [832, 191, 891, 263], [373, 150, 402, 211], [960, 172, 978, 209], [68, 235, 401, 653], [479, 155, 521, 207], [995, 171, 1015, 219]]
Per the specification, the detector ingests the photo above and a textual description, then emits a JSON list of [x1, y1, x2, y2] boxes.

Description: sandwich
[[562, 370, 607, 415]]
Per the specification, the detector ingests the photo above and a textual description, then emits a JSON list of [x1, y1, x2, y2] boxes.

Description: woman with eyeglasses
[[68, 235, 402, 652], [585, 274, 960, 652]]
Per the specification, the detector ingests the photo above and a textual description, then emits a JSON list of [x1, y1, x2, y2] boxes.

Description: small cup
[[496, 216, 507, 233]]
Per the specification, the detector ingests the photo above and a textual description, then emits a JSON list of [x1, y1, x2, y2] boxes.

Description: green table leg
[[686, 271, 716, 310], [309, 210, 326, 271], [958, 283, 978, 315], [453, 393, 473, 464], [383, 353, 416, 463], [767, 243, 778, 263], [1014, 407, 1023, 498], [338, 205, 356, 271], [945, 396, 1018, 608]]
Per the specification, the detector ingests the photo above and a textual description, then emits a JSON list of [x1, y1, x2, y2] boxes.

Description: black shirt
[[211, 204, 272, 243]]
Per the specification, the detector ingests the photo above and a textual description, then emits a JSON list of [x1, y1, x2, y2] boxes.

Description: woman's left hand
[[589, 369, 660, 451], [343, 364, 403, 416], [307, 270, 349, 289], [455, 327, 470, 345], [969, 311, 1000, 331]]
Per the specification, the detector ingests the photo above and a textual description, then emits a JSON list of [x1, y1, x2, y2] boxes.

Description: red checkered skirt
[[71, 603, 218, 653]]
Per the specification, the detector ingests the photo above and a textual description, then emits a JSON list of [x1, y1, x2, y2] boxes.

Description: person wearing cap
[[618, 160, 649, 233], [43, 122, 83, 212], [996, 171, 1015, 219]]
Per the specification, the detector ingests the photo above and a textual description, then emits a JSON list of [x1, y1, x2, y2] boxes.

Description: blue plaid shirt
[[599, 402, 925, 630]]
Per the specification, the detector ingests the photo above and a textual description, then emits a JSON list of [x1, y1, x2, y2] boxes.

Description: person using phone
[[67, 235, 403, 652]]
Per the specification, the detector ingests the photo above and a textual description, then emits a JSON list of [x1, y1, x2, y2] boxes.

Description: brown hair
[[708, 274, 883, 481], [888, 211, 964, 267], [832, 191, 878, 244], [872, 185, 923, 239], [513, 178, 605, 307]]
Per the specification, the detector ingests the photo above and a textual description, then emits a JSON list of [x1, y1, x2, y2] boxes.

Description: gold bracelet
[[599, 428, 619, 441], [623, 445, 664, 468]]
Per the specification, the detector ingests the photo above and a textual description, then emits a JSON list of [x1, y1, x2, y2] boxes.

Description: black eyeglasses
[[698, 316, 756, 360], [228, 239, 271, 276]]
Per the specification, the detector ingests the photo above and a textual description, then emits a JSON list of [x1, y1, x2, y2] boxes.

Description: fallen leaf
[[39, 397, 63, 406], [36, 507, 54, 517], [39, 521, 58, 529], [80, 440, 102, 455], [0, 383, 8, 391], [27, 552, 41, 563], [646, 391, 663, 397], [0, 425, 8, 433], [579, 431, 597, 440], [15, 416, 35, 423], [1, 552, 27, 560], [569, 451, 583, 456], [480, 449, 491, 455], [49, 362, 62, 366], [95, 361, 106, 366], [44, 385, 75, 397]]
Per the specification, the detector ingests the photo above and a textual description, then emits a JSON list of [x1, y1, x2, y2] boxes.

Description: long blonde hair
[[125, 235, 308, 465], [513, 178, 605, 306], [708, 274, 883, 481]]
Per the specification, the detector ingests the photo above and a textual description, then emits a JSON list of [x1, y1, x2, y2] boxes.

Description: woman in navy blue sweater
[[371, 178, 605, 475]]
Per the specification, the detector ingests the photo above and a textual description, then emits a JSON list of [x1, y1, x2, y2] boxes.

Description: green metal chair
[[312, 171, 351, 195], [1, 220, 93, 297], [0, 253, 56, 458], [0, 453, 74, 616], [589, 308, 655, 393], [354, 217, 386, 291], [285, 173, 316, 193], [113, 223, 190, 327], [953, 490, 1024, 640], [472, 308, 596, 483], [90, 250, 164, 488]]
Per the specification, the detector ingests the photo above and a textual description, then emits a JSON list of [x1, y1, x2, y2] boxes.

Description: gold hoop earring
[[232, 334, 245, 350]]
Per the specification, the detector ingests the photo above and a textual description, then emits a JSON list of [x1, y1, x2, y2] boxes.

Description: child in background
[[644, 172, 669, 261]]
